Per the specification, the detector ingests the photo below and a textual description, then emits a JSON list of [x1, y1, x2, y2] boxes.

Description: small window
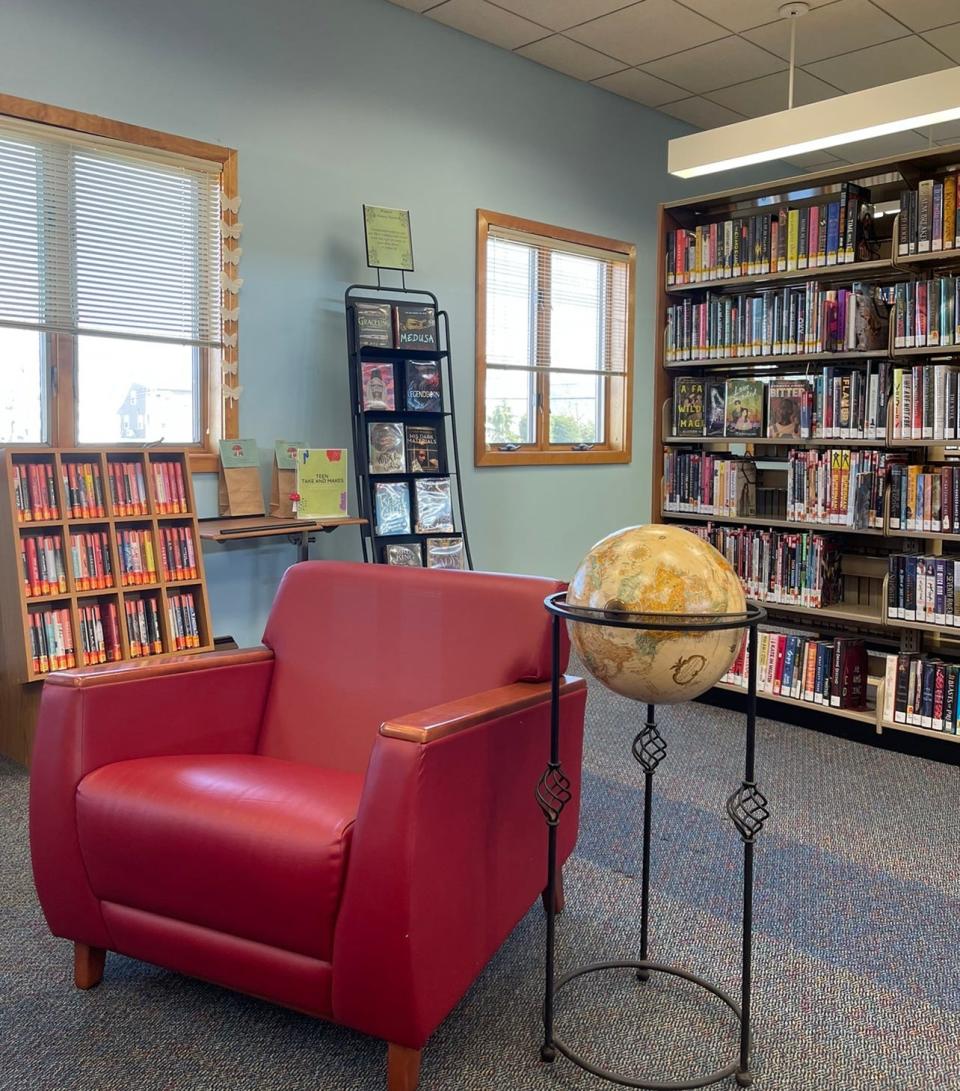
[[476, 210, 635, 466], [0, 98, 238, 469]]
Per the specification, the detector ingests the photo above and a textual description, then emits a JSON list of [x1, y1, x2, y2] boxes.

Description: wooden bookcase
[[653, 143, 960, 747], [0, 446, 213, 764]]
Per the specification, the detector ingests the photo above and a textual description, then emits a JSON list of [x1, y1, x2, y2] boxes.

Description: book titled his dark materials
[[414, 477, 454, 534], [355, 301, 394, 348], [405, 424, 440, 474], [674, 377, 705, 436], [374, 481, 411, 536], [384, 543, 423, 566], [724, 378, 764, 437], [405, 361, 442, 411], [394, 304, 438, 350], [368, 422, 406, 474], [704, 379, 726, 436]]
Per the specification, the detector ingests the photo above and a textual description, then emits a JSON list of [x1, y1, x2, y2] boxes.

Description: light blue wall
[[1, 0, 775, 644]]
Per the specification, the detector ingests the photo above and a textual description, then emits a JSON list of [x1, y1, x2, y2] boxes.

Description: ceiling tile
[[870, 0, 960, 33], [641, 35, 785, 94], [805, 34, 953, 92], [658, 96, 746, 129], [925, 118, 960, 143], [385, 0, 439, 10], [829, 129, 931, 163], [706, 69, 840, 117], [425, 0, 546, 49], [743, 0, 910, 65], [675, 0, 834, 33], [922, 21, 960, 63], [492, 0, 639, 32], [592, 67, 688, 107], [782, 150, 846, 168], [516, 35, 625, 80], [567, 0, 728, 66]]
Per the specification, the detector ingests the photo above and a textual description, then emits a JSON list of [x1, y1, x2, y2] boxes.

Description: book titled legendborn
[[405, 361, 441, 411]]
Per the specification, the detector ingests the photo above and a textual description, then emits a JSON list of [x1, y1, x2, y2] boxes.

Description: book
[[354, 301, 393, 348], [414, 477, 454, 534], [405, 361, 442, 412], [384, 543, 423, 566], [704, 379, 726, 436], [394, 304, 438, 350], [426, 537, 466, 569], [295, 449, 348, 518], [405, 424, 440, 474], [360, 362, 396, 411], [673, 377, 705, 436], [374, 481, 411, 536], [724, 379, 763, 437], [767, 380, 810, 439], [368, 422, 406, 474]]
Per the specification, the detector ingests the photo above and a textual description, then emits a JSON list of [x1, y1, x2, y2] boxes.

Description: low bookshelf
[[654, 143, 960, 750], [0, 446, 213, 764]]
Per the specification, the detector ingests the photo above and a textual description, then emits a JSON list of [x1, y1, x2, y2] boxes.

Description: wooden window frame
[[475, 209, 635, 468], [0, 94, 239, 473]]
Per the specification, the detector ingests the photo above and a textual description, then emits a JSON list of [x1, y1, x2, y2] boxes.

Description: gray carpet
[[2, 674, 959, 1090]]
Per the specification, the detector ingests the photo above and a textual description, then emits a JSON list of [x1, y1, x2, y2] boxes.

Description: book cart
[[0, 446, 213, 764], [653, 142, 960, 749], [344, 284, 472, 570]]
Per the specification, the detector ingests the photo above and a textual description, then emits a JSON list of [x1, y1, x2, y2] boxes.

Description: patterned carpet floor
[[2, 674, 959, 1090]]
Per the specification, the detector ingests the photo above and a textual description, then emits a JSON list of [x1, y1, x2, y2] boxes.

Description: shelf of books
[[0, 446, 214, 764], [654, 144, 960, 748], [344, 285, 472, 570]]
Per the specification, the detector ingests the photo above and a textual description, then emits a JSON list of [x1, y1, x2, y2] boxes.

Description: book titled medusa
[[724, 379, 764, 438]]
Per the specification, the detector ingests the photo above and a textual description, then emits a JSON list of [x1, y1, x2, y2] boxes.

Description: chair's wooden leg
[[387, 1043, 421, 1091], [74, 943, 106, 989], [541, 869, 565, 915]]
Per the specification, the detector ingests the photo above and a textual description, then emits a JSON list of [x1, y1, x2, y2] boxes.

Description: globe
[[567, 524, 746, 705]]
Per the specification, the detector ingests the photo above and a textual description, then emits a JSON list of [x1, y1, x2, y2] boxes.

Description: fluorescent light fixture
[[668, 67, 960, 179]]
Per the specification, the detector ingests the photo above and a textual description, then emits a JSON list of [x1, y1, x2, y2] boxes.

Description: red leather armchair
[[30, 561, 586, 1090]]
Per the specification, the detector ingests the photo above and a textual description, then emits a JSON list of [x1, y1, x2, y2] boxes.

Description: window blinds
[[0, 118, 221, 346], [485, 225, 629, 376]]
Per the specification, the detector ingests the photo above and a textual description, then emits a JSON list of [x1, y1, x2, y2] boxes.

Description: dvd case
[[414, 477, 454, 533]]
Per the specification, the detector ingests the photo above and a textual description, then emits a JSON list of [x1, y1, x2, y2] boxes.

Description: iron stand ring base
[[543, 960, 752, 1090]]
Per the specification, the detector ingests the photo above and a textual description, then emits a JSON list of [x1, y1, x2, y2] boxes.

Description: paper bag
[[270, 440, 303, 518], [218, 439, 265, 516]]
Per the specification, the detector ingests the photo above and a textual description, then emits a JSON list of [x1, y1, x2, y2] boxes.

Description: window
[[476, 210, 635, 466], [0, 97, 238, 469]]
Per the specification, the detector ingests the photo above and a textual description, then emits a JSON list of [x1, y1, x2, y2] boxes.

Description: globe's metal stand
[[538, 594, 767, 1089]]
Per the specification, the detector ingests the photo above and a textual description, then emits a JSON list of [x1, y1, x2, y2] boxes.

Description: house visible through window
[[476, 210, 635, 467], [0, 105, 229, 458]]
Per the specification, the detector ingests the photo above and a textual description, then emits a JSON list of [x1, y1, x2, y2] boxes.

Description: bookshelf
[[654, 142, 960, 748], [0, 446, 213, 764]]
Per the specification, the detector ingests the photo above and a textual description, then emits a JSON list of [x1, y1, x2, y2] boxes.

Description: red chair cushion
[[76, 754, 363, 962]]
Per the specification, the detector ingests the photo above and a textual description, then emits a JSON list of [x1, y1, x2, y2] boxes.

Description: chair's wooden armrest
[[380, 675, 585, 744], [43, 647, 274, 689]]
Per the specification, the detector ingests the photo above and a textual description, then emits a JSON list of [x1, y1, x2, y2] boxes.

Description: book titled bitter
[[673, 377, 705, 436]]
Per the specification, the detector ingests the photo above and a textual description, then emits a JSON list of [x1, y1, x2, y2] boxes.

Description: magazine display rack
[[344, 284, 472, 569]]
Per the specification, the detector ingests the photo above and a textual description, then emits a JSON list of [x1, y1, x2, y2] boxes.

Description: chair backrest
[[257, 561, 568, 772]]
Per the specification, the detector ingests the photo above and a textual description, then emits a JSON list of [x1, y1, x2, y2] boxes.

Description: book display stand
[[0, 446, 213, 764], [538, 595, 767, 1089], [654, 143, 960, 746], [344, 284, 472, 569]]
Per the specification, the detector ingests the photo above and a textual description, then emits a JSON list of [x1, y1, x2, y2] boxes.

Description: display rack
[[0, 446, 213, 764], [653, 143, 960, 748], [344, 284, 472, 568]]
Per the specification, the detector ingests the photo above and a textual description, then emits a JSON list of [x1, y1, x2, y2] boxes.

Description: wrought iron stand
[[537, 594, 767, 1089]]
